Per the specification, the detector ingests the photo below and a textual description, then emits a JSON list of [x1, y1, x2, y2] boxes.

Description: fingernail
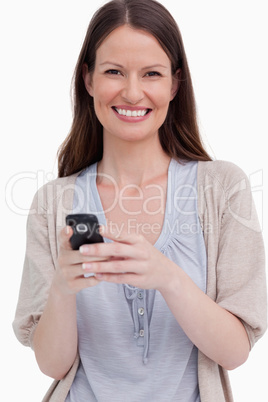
[[82, 263, 92, 270], [84, 272, 95, 278], [65, 226, 70, 235], [80, 245, 88, 254], [99, 225, 106, 234]]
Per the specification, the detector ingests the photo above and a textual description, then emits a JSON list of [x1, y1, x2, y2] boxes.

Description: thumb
[[59, 226, 73, 250]]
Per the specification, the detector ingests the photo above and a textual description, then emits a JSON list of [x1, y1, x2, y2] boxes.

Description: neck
[[97, 135, 171, 188]]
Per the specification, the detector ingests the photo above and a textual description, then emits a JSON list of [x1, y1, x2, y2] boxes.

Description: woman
[[13, 0, 267, 401]]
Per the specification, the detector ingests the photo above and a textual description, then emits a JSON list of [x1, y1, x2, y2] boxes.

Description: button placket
[[137, 293, 145, 345]]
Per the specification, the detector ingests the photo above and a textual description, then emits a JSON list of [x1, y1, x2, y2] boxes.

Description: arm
[[158, 264, 250, 370], [81, 233, 250, 370], [12, 180, 104, 380], [32, 279, 78, 380], [32, 227, 104, 380], [80, 202, 266, 371]]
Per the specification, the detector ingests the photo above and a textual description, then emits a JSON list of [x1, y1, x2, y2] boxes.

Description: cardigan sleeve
[[212, 162, 267, 348], [13, 173, 77, 349], [12, 184, 58, 349]]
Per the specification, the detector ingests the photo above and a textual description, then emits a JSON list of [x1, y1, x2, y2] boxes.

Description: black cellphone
[[66, 214, 104, 250]]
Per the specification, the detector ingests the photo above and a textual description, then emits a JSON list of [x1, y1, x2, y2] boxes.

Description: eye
[[145, 71, 162, 77], [105, 69, 121, 75]]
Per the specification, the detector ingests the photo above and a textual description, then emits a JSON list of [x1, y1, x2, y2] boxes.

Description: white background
[[1, 0, 267, 400]]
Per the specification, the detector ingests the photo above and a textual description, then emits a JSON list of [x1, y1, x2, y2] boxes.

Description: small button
[[139, 329, 145, 337], [138, 307, 145, 316], [137, 291, 143, 299]]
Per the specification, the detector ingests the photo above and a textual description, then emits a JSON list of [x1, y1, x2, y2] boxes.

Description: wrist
[[157, 260, 182, 295], [50, 275, 77, 302]]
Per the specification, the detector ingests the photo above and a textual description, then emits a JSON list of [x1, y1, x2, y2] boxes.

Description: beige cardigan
[[13, 160, 267, 401]]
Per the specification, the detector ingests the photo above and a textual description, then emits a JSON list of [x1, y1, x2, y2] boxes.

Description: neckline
[[91, 158, 176, 250]]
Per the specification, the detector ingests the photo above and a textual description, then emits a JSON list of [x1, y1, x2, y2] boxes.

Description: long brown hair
[[58, 0, 211, 177]]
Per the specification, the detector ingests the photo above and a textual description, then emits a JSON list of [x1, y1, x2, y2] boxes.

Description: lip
[[113, 105, 151, 111], [112, 105, 152, 123]]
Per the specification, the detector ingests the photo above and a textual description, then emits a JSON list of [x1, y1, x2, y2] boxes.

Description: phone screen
[[66, 214, 104, 250]]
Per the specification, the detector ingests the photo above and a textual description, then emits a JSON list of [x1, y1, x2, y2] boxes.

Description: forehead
[[95, 25, 171, 67]]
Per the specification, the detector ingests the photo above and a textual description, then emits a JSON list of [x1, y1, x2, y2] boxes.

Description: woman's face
[[84, 25, 179, 144]]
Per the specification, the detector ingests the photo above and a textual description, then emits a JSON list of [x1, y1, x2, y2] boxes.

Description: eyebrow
[[99, 62, 169, 70]]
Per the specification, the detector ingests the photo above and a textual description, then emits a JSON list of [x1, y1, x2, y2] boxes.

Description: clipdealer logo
[[5, 168, 264, 233], [5, 170, 56, 216]]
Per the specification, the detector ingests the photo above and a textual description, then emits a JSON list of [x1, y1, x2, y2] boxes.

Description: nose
[[121, 74, 144, 105]]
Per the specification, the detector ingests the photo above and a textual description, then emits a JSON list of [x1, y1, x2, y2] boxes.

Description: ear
[[82, 63, 94, 97], [170, 69, 181, 101]]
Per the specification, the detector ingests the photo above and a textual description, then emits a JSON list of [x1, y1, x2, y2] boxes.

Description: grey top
[[13, 160, 267, 401], [66, 159, 207, 401]]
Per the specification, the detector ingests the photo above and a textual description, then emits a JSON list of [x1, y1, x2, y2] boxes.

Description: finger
[[60, 262, 95, 279], [82, 258, 145, 275], [58, 226, 74, 250], [58, 250, 110, 269], [100, 225, 145, 245], [58, 226, 109, 262], [80, 241, 147, 261], [67, 275, 102, 292]]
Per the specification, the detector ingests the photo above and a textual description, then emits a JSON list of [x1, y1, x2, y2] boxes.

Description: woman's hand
[[80, 225, 177, 291], [80, 226, 250, 370], [54, 226, 108, 294]]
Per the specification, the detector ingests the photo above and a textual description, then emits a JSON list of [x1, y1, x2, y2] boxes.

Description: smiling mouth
[[112, 107, 152, 117]]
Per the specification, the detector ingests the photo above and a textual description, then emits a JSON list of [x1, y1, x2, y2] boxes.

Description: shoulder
[[196, 160, 254, 222], [30, 171, 82, 214], [197, 160, 249, 191]]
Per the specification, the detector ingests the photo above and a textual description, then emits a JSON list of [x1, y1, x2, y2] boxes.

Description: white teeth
[[115, 108, 148, 117]]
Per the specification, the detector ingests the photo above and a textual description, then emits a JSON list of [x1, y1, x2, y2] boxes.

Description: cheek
[[94, 79, 120, 104], [148, 82, 173, 107], [92, 84, 117, 125], [154, 94, 172, 116]]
